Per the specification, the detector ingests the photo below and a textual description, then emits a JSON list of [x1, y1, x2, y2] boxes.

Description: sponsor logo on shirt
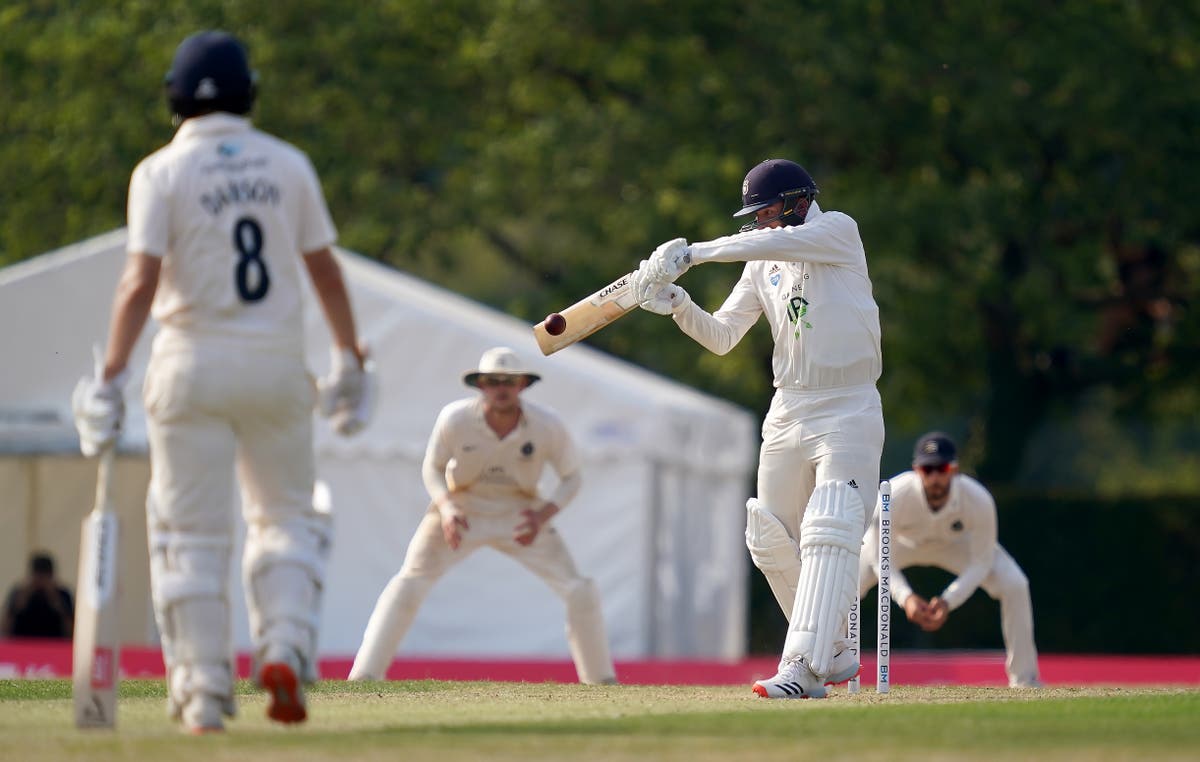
[[217, 142, 242, 157], [768, 264, 782, 287], [786, 295, 812, 334]]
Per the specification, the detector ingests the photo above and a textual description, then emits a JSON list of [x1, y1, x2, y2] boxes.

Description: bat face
[[533, 271, 639, 355], [73, 451, 120, 729]]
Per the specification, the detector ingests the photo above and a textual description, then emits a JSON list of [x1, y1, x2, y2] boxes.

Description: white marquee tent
[[0, 230, 757, 661]]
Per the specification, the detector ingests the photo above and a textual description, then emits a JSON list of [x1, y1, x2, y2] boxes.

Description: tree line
[[2, 0, 1197, 491]]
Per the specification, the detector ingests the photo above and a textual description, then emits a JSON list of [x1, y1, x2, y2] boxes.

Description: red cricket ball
[[544, 313, 567, 336]]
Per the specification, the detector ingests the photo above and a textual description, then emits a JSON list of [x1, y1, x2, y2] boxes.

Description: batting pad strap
[[800, 514, 864, 552], [149, 530, 231, 605], [149, 530, 231, 553], [798, 481, 866, 551], [156, 570, 224, 604], [243, 514, 332, 581]]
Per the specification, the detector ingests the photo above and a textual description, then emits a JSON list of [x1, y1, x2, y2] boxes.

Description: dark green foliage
[[2, 5, 1197, 485], [749, 492, 1200, 655]]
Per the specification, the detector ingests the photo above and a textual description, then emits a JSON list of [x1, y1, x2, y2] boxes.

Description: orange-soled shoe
[[824, 647, 861, 686], [752, 656, 828, 699], [259, 661, 307, 724], [182, 694, 226, 734]]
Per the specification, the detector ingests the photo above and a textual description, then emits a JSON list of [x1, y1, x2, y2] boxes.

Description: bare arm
[[102, 253, 160, 381], [303, 248, 364, 367]]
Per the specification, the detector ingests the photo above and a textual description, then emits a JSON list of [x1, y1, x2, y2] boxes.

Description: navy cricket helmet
[[165, 31, 257, 119], [734, 159, 819, 231]]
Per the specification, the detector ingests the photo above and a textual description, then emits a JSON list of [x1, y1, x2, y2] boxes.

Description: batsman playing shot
[[71, 30, 373, 732], [349, 347, 616, 684], [859, 433, 1042, 688], [629, 159, 884, 699]]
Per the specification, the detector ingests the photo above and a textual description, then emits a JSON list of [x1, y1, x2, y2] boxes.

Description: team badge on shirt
[[768, 264, 781, 287]]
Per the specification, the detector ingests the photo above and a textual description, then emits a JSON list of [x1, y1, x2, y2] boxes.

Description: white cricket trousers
[[757, 384, 885, 539], [858, 538, 1041, 687], [350, 510, 615, 684], [143, 337, 317, 690]]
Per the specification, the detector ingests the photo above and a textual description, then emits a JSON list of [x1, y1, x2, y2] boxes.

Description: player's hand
[[71, 349, 127, 457], [639, 283, 690, 316], [439, 505, 469, 550], [512, 509, 541, 546], [317, 345, 376, 436], [903, 595, 932, 627], [922, 596, 950, 632], [513, 502, 558, 546], [644, 237, 692, 283]]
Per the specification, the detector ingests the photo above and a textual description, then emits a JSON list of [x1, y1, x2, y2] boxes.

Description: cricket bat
[[73, 445, 120, 728], [532, 271, 640, 356]]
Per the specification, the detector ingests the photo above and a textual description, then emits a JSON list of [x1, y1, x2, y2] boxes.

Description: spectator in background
[[859, 432, 1042, 688], [2, 552, 74, 639]]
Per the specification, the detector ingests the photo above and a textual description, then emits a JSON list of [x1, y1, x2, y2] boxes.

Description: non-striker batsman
[[630, 159, 884, 698], [71, 30, 373, 732]]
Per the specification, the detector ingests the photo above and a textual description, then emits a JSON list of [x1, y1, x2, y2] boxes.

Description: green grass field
[[2, 679, 1197, 761]]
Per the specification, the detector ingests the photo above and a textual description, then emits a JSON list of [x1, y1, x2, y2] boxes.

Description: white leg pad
[[149, 530, 235, 717], [783, 481, 866, 677], [243, 510, 332, 683], [744, 498, 802, 619], [348, 572, 437, 680], [564, 579, 616, 684]]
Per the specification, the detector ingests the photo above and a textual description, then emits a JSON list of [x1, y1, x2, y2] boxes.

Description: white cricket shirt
[[674, 202, 882, 390], [126, 113, 337, 352], [421, 397, 582, 516], [880, 470, 998, 610]]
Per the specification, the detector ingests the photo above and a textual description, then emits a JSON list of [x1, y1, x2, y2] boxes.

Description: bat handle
[[94, 446, 116, 512], [91, 342, 106, 381]]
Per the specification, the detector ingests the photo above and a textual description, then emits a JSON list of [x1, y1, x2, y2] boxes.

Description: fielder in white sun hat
[[462, 346, 542, 388]]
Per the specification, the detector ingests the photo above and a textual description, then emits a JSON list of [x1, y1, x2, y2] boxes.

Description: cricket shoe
[[181, 694, 226, 734], [258, 645, 308, 724], [752, 656, 828, 699], [824, 647, 861, 686]]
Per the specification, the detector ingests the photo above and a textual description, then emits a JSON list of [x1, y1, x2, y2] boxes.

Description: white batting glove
[[639, 283, 691, 316], [629, 259, 658, 303], [644, 237, 692, 284], [317, 347, 377, 437], [71, 349, 127, 457]]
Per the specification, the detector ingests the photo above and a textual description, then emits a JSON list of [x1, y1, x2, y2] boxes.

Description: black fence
[[746, 492, 1200, 654]]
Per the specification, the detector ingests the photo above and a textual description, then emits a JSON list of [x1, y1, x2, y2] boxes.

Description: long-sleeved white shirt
[[870, 470, 998, 611], [672, 202, 882, 390], [421, 396, 582, 516]]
